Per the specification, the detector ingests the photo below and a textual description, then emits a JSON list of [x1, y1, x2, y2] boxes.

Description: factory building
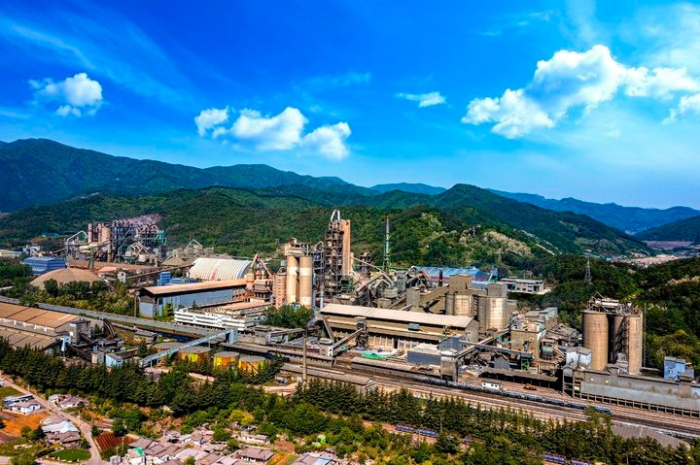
[[500, 278, 549, 294], [415, 266, 488, 286], [564, 365, 700, 417], [581, 297, 643, 374], [664, 356, 694, 381], [188, 258, 252, 281], [173, 301, 267, 330], [320, 303, 478, 350], [23, 257, 66, 276], [138, 279, 247, 318]]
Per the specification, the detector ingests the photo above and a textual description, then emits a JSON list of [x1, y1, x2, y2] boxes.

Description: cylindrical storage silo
[[583, 311, 609, 371], [454, 294, 473, 316], [626, 312, 643, 375], [178, 346, 211, 364], [245, 270, 255, 291], [285, 256, 298, 304], [444, 292, 455, 315], [610, 313, 625, 363], [239, 355, 266, 373], [487, 297, 509, 330], [213, 351, 240, 368], [298, 255, 313, 307]]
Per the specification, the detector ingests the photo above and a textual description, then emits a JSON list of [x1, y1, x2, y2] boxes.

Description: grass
[[0, 386, 20, 398], [48, 449, 91, 462]]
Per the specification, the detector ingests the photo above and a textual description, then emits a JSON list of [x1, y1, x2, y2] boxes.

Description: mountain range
[[0, 138, 695, 252], [491, 190, 700, 235]]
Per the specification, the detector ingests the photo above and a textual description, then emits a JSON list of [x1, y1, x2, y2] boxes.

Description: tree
[[10, 453, 35, 465], [91, 425, 101, 437], [184, 457, 196, 465], [112, 418, 127, 437]]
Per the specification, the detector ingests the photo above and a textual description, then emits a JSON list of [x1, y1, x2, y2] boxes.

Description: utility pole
[[302, 329, 308, 386], [382, 216, 391, 273]]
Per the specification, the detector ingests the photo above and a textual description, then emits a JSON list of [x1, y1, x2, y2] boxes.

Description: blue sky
[[1, 1, 700, 208]]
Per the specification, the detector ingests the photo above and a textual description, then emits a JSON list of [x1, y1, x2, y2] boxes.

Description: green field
[[48, 449, 91, 462], [0, 386, 20, 398]]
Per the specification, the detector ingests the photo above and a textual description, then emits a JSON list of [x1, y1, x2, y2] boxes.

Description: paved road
[[3, 378, 104, 465]]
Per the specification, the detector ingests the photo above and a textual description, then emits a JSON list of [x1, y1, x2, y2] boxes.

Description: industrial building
[[65, 216, 167, 264], [500, 278, 549, 294], [581, 296, 643, 374], [23, 257, 66, 276], [173, 301, 267, 331], [138, 279, 247, 318], [320, 303, 478, 349], [188, 258, 252, 281], [564, 365, 699, 417]]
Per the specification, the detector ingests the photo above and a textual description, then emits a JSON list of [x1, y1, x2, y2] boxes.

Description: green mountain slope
[[371, 183, 447, 195], [0, 183, 649, 261], [637, 216, 700, 242], [0, 138, 373, 211], [492, 189, 700, 234]]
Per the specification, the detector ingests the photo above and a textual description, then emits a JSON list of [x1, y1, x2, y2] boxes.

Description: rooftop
[[322, 303, 472, 328], [140, 279, 246, 297]]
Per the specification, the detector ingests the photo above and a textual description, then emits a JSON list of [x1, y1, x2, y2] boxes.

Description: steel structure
[[138, 328, 238, 367]]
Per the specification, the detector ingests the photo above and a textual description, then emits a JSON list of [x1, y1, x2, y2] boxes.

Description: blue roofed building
[[415, 266, 489, 285], [23, 257, 66, 276]]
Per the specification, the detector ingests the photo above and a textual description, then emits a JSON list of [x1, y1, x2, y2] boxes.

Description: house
[[9, 401, 42, 414], [291, 454, 335, 465], [55, 431, 83, 449], [239, 432, 269, 445], [237, 447, 274, 463], [49, 394, 89, 410]]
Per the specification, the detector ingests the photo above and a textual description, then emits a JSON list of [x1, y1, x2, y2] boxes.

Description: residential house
[[237, 447, 274, 463], [9, 401, 41, 414]]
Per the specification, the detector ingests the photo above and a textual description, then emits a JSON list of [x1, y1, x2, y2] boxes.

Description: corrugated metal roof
[[415, 266, 488, 279], [189, 258, 251, 281], [140, 279, 246, 297], [321, 303, 472, 328]]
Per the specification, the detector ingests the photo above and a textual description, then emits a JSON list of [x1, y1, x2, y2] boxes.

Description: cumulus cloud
[[194, 107, 229, 136], [462, 45, 700, 138], [301, 122, 352, 160], [396, 92, 446, 107], [665, 93, 700, 123], [195, 106, 351, 160], [30, 72, 103, 117]]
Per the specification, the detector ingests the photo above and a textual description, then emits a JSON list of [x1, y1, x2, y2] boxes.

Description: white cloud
[[665, 93, 700, 123], [462, 45, 700, 138], [196, 106, 351, 160], [301, 122, 351, 160], [230, 107, 307, 151], [30, 72, 102, 117], [396, 92, 446, 107], [194, 107, 229, 137]]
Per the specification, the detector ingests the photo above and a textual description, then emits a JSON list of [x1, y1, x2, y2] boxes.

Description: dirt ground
[[2, 412, 46, 436]]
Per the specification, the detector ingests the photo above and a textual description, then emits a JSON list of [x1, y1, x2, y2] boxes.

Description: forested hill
[[371, 183, 447, 195], [637, 215, 700, 242], [492, 190, 700, 234], [0, 138, 373, 211], [0, 183, 648, 261]]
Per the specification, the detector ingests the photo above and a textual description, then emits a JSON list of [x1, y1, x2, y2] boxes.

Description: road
[[3, 378, 104, 465]]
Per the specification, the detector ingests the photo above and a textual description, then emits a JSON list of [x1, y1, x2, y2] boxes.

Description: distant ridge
[[637, 216, 700, 243], [491, 190, 700, 234], [0, 138, 373, 211], [371, 183, 446, 195]]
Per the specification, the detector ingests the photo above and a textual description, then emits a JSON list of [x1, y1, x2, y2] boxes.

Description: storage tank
[[444, 292, 455, 315], [245, 270, 255, 291], [213, 351, 240, 368], [239, 355, 266, 373], [582, 310, 609, 371], [489, 297, 509, 330], [298, 255, 313, 307], [454, 293, 473, 316], [178, 346, 211, 364], [626, 312, 643, 375], [285, 256, 298, 304], [609, 313, 625, 363]]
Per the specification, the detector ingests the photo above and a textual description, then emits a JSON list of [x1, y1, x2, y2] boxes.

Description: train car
[[542, 452, 567, 464], [571, 459, 592, 465], [568, 402, 587, 410], [395, 424, 415, 433], [545, 398, 566, 406], [417, 428, 438, 438], [594, 406, 612, 415]]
